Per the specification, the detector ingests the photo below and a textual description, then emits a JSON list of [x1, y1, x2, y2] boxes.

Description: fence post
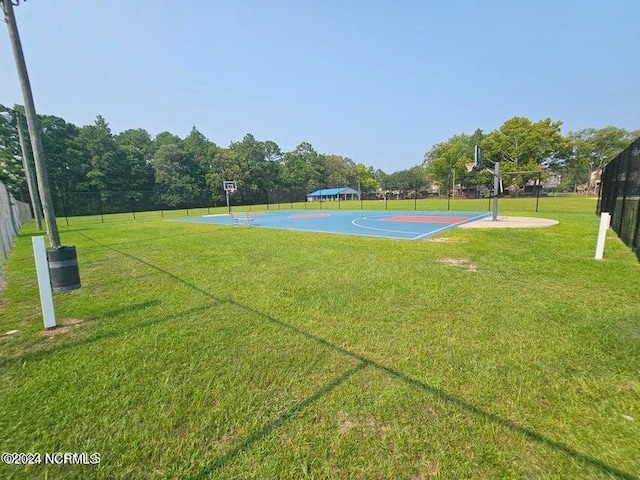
[[98, 193, 104, 223], [32, 236, 56, 329], [633, 197, 640, 254], [62, 192, 69, 226], [535, 172, 541, 212], [595, 212, 611, 260]]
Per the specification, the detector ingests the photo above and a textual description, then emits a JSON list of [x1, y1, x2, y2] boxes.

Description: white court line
[[248, 224, 416, 240], [411, 213, 492, 240], [351, 216, 424, 236]]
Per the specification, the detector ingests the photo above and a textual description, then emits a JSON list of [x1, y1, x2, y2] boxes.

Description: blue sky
[[1, 1, 638, 173]]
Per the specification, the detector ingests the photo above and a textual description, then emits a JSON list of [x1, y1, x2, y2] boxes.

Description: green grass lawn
[[0, 196, 638, 479]]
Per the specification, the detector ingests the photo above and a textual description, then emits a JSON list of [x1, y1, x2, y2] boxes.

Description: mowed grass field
[[0, 196, 638, 479]]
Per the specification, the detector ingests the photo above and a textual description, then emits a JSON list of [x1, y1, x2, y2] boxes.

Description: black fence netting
[[1, 180, 32, 279], [598, 137, 640, 260], [12, 188, 337, 220], [11, 182, 547, 226]]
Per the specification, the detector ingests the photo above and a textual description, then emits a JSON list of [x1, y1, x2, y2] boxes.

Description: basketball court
[[174, 210, 491, 240]]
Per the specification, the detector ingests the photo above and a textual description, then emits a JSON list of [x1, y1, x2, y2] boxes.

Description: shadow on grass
[[0, 300, 220, 370], [75, 233, 638, 480], [192, 361, 369, 480]]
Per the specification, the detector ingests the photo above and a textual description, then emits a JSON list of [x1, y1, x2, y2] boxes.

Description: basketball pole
[[472, 146, 500, 222], [226, 189, 231, 214], [492, 162, 500, 221]]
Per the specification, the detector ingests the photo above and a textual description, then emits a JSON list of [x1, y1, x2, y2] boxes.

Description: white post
[[32, 236, 56, 329], [595, 212, 611, 260]]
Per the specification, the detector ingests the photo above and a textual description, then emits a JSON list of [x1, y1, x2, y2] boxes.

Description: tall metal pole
[[452, 168, 456, 199], [3, 0, 61, 247], [15, 112, 43, 230], [447, 169, 451, 211], [492, 162, 500, 221], [535, 171, 541, 213]]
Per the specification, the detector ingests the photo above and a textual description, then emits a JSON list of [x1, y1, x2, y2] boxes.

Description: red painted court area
[[384, 215, 471, 223]]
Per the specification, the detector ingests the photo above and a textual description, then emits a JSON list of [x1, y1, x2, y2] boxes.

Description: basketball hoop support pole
[[226, 190, 231, 214]]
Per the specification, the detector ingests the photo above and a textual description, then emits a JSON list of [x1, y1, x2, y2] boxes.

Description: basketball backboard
[[223, 180, 237, 192]]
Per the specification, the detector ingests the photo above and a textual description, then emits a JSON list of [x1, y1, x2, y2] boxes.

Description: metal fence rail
[[0, 180, 33, 280], [598, 137, 640, 260]]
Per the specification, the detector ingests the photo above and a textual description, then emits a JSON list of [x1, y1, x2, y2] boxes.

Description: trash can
[[47, 246, 81, 292]]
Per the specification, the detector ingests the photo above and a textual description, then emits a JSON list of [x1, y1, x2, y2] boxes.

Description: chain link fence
[[24, 187, 359, 221], [8, 182, 548, 227], [598, 137, 640, 259], [1, 180, 33, 281]]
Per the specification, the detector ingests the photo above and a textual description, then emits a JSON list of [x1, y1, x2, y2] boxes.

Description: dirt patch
[[438, 257, 478, 272], [337, 419, 357, 433], [412, 459, 439, 479], [337, 411, 389, 434], [40, 318, 87, 337], [425, 237, 463, 243]]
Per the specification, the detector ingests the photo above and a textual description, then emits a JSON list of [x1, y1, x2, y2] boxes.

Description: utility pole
[[15, 111, 43, 230], [2, 0, 61, 247]]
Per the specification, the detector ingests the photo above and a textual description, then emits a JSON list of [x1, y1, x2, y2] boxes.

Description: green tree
[[482, 117, 568, 168], [424, 130, 485, 190], [153, 131, 183, 150], [114, 128, 155, 193], [152, 143, 200, 208], [374, 169, 389, 195], [252, 140, 282, 191], [481, 117, 568, 193], [322, 154, 357, 187], [561, 126, 640, 192], [228, 134, 281, 203], [0, 105, 24, 193], [387, 166, 427, 192], [355, 163, 379, 194], [39, 114, 85, 196], [280, 142, 324, 190], [76, 116, 122, 193], [183, 126, 216, 202], [206, 148, 244, 204]]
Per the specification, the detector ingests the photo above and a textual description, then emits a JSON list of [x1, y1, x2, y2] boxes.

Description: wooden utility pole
[[2, 0, 61, 247], [15, 111, 43, 230]]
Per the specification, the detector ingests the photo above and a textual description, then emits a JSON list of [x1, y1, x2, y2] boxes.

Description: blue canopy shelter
[[307, 187, 359, 202]]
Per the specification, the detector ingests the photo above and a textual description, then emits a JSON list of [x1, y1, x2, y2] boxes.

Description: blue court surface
[[175, 210, 491, 240]]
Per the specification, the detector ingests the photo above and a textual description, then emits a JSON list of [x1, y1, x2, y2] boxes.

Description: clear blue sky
[[1, 1, 638, 173]]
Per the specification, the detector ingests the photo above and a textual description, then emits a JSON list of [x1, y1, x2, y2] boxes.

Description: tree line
[[1, 104, 638, 213], [0, 107, 381, 209], [424, 118, 639, 195]]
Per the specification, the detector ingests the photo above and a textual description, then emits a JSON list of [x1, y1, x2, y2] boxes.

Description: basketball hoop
[[474, 145, 485, 169], [465, 162, 476, 173], [223, 180, 237, 214]]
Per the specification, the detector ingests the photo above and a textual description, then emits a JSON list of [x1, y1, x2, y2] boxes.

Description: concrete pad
[[459, 216, 559, 229]]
